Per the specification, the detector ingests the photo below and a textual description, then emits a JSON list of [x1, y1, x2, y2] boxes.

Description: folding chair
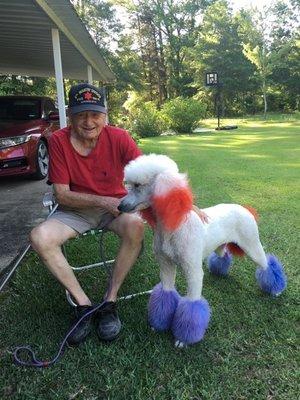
[[43, 192, 151, 307]]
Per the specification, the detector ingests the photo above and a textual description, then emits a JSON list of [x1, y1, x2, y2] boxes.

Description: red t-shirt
[[48, 125, 142, 198]]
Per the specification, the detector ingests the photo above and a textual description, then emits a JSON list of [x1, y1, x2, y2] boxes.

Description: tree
[[106, 34, 145, 124], [72, 0, 121, 54], [118, 0, 212, 104], [192, 0, 257, 116], [268, 0, 300, 110], [72, 0, 144, 122], [0, 76, 56, 97], [238, 1, 300, 117], [242, 42, 271, 118]]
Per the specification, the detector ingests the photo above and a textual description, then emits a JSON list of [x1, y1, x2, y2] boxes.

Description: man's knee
[[30, 223, 55, 253], [30, 220, 74, 253], [123, 216, 145, 244]]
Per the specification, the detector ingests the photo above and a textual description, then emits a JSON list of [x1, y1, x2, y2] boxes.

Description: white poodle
[[118, 154, 287, 347]]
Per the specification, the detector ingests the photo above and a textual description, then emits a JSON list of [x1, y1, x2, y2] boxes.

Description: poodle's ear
[[152, 171, 193, 231]]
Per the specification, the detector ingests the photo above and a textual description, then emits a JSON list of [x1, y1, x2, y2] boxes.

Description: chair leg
[[0, 244, 31, 292], [66, 290, 78, 307], [64, 229, 150, 306]]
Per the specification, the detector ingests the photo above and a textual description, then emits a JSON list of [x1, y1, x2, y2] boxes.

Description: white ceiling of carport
[[0, 0, 115, 82]]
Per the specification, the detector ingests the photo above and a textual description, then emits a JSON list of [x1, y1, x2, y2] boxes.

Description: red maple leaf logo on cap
[[83, 91, 93, 100]]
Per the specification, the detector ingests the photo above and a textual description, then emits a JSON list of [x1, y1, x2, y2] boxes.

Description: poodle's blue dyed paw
[[171, 297, 211, 346], [256, 254, 287, 296], [148, 283, 180, 331], [207, 251, 232, 276]]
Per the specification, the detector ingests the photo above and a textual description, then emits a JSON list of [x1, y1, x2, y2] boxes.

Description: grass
[[0, 114, 299, 400]]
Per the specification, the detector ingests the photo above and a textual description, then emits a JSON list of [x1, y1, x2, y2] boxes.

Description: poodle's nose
[[118, 202, 126, 212], [118, 198, 135, 213]]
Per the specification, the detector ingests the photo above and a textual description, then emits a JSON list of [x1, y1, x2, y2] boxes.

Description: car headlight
[[0, 135, 31, 149]]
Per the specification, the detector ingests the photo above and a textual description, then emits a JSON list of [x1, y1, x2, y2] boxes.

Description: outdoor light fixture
[[205, 72, 219, 87], [204, 71, 237, 131]]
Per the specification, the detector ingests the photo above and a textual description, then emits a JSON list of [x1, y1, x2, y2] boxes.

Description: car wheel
[[32, 140, 49, 180]]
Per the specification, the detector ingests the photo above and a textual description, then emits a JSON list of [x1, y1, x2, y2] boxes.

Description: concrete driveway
[[0, 175, 50, 273]]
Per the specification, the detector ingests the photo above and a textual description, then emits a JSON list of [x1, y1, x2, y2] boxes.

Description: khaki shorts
[[48, 206, 115, 234]]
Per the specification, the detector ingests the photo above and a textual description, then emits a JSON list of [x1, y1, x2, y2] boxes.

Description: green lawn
[[0, 114, 299, 400]]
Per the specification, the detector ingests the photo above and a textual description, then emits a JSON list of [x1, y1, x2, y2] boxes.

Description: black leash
[[13, 301, 105, 368], [13, 227, 111, 368], [12, 220, 146, 368]]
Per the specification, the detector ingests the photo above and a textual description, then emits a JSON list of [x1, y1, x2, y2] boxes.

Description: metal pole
[[51, 28, 67, 128], [118, 290, 152, 301], [0, 244, 31, 292], [66, 289, 152, 308], [103, 86, 109, 125], [0, 203, 58, 293], [217, 84, 221, 129], [87, 65, 93, 84]]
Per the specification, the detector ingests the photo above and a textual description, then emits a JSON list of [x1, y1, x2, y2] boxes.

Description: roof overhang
[[0, 0, 115, 83]]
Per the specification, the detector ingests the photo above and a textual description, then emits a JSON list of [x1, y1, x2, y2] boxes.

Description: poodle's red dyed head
[[118, 154, 193, 231]]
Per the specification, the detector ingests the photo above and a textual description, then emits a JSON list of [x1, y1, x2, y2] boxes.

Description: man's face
[[70, 110, 106, 140]]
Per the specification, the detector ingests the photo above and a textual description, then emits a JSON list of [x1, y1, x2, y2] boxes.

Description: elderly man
[[30, 83, 144, 345]]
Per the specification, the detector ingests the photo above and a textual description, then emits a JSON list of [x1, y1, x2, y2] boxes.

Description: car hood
[[0, 120, 44, 138]]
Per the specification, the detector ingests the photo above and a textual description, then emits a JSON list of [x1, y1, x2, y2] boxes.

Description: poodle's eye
[[134, 183, 141, 189], [124, 181, 131, 190]]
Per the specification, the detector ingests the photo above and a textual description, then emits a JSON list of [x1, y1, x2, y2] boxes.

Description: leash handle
[[13, 346, 51, 368], [13, 301, 105, 368]]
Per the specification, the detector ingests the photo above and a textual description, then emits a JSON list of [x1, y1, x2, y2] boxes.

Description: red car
[[0, 96, 60, 180]]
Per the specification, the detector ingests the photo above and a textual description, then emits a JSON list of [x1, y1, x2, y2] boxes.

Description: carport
[[0, 0, 116, 289], [0, 0, 115, 127]]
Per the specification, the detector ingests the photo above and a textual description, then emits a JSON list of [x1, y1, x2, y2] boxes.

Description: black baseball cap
[[68, 83, 107, 115]]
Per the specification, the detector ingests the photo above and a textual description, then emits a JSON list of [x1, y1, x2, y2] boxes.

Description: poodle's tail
[[226, 206, 259, 257], [243, 205, 259, 222], [226, 242, 245, 257]]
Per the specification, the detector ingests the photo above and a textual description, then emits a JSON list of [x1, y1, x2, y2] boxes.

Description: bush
[[128, 101, 165, 138], [161, 97, 206, 133]]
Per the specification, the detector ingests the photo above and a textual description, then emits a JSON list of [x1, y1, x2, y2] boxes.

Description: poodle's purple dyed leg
[[256, 254, 287, 296], [207, 246, 233, 276], [237, 234, 287, 296], [148, 257, 180, 331], [172, 257, 211, 347]]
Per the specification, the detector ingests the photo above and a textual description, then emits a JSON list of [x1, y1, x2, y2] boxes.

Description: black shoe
[[96, 301, 121, 341], [67, 305, 94, 346]]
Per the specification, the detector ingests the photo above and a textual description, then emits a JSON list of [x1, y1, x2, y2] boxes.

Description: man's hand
[[53, 184, 121, 216], [102, 197, 122, 217], [192, 205, 209, 224]]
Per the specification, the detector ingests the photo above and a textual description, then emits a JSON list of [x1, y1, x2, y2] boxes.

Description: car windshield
[[0, 98, 41, 121]]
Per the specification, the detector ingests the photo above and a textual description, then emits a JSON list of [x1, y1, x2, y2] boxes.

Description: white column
[[103, 86, 109, 124], [51, 28, 67, 128], [87, 65, 93, 84]]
